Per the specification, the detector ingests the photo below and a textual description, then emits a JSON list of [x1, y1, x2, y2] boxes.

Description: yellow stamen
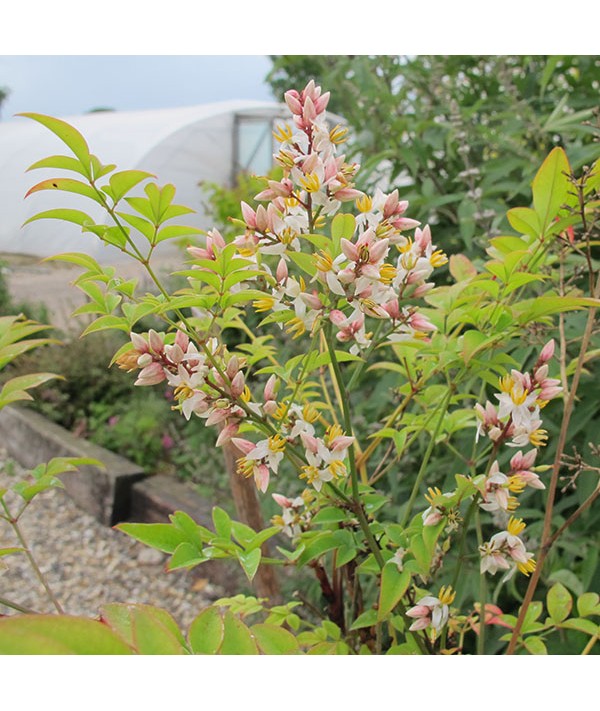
[[425, 487, 443, 505], [253, 296, 276, 313], [314, 250, 334, 272], [510, 385, 528, 406], [268, 434, 286, 453], [302, 403, 320, 423], [328, 460, 348, 479], [273, 401, 289, 421], [356, 194, 373, 213], [299, 172, 321, 193], [300, 465, 320, 486], [241, 386, 252, 403], [173, 384, 195, 401], [237, 457, 255, 479], [314, 214, 327, 229], [398, 237, 413, 254], [379, 263, 398, 285], [325, 424, 344, 445], [430, 249, 448, 268], [329, 124, 349, 144], [275, 150, 296, 170], [499, 374, 513, 393], [507, 496, 519, 512], [508, 475, 526, 494], [280, 227, 298, 245], [273, 123, 292, 143], [507, 516, 526, 536], [285, 317, 306, 339], [238, 246, 257, 258], [438, 585, 456, 605], [517, 558, 536, 576], [529, 428, 548, 447], [284, 195, 300, 209]]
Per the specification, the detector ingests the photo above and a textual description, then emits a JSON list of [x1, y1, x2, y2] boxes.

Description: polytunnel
[[0, 100, 288, 261]]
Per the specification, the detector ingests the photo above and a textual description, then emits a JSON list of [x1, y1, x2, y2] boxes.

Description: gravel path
[[0, 449, 223, 630]]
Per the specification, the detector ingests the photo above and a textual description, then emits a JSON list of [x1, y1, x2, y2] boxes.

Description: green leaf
[[101, 603, 187, 654], [25, 177, 102, 204], [577, 593, 600, 618], [349, 609, 378, 631], [23, 208, 94, 228], [108, 170, 155, 203], [167, 542, 205, 571], [212, 507, 232, 539], [251, 624, 300, 654], [27, 154, 90, 177], [155, 224, 203, 243], [236, 548, 262, 581], [547, 582, 572, 624], [449, 253, 477, 282], [532, 147, 571, 233], [523, 636, 548, 655], [115, 522, 186, 553], [0, 615, 132, 654], [188, 607, 225, 654], [331, 213, 356, 247], [219, 611, 259, 655], [506, 207, 541, 239], [559, 618, 599, 636], [378, 566, 411, 621], [19, 113, 92, 175], [288, 250, 316, 277], [311, 507, 348, 525]]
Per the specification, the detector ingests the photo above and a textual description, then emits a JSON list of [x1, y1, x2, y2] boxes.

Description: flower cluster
[[479, 517, 536, 579], [474, 340, 562, 579], [271, 491, 313, 538], [406, 585, 456, 638], [475, 339, 561, 448]]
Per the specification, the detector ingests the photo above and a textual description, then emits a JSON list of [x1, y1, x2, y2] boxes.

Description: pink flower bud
[[300, 292, 323, 310], [329, 310, 347, 327], [263, 400, 278, 416], [272, 493, 292, 508], [263, 374, 278, 402], [540, 339, 555, 363], [276, 258, 288, 284], [135, 362, 166, 386], [300, 432, 319, 454], [148, 329, 164, 354], [216, 422, 239, 447], [240, 201, 257, 229], [174, 330, 189, 352], [226, 356, 240, 379], [130, 331, 148, 353], [231, 437, 256, 455], [137, 353, 153, 368], [230, 371, 245, 398], [284, 90, 302, 115], [255, 205, 269, 233], [255, 464, 270, 493]]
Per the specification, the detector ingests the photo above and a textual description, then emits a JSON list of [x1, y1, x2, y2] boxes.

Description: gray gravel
[[0, 449, 223, 630]]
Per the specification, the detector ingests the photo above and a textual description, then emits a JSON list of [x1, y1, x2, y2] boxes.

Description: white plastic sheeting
[[0, 101, 286, 260]]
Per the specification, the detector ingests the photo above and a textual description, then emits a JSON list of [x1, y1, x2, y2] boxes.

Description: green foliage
[[267, 55, 600, 257]]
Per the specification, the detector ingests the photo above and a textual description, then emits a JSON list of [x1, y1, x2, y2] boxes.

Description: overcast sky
[[0, 56, 275, 120]]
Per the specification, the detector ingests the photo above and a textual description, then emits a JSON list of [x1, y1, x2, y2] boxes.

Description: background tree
[[267, 55, 600, 257]]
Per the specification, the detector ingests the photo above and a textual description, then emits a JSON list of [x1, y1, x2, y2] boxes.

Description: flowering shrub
[[0, 80, 599, 654]]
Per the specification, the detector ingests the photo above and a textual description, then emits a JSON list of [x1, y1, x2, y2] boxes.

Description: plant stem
[[475, 508, 486, 655], [506, 275, 599, 655], [0, 596, 41, 615], [6, 514, 64, 614], [399, 390, 451, 528]]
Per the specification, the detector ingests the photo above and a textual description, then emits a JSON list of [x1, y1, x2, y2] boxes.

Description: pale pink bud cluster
[[284, 80, 330, 131], [271, 491, 312, 538]]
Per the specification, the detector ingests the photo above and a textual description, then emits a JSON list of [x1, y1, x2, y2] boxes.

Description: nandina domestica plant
[[1, 80, 599, 654]]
